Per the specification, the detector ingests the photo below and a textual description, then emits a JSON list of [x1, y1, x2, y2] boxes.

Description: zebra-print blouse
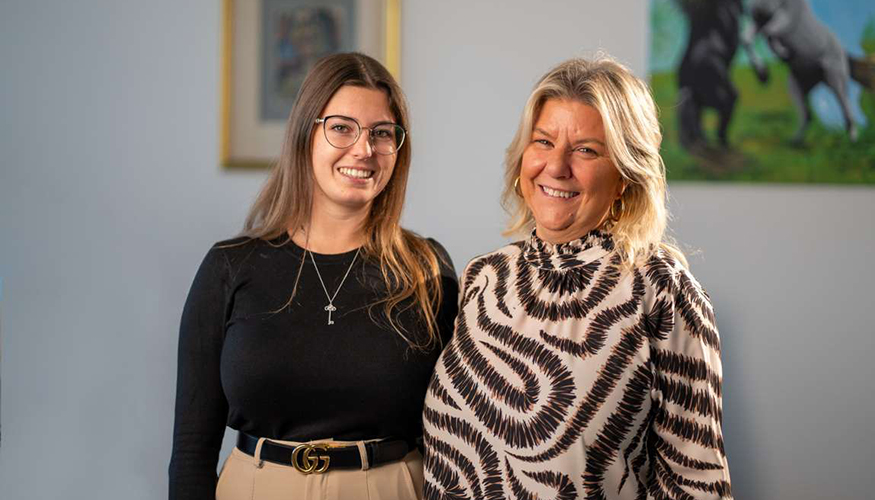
[[423, 230, 731, 499]]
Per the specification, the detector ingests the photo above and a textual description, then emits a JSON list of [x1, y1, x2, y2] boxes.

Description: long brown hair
[[242, 52, 444, 349]]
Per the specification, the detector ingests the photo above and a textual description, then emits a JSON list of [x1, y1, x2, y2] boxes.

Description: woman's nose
[[350, 129, 374, 158], [543, 149, 572, 178]]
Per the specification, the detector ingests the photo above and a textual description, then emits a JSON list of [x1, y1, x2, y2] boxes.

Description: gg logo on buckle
[[291, 444, 330, 474]]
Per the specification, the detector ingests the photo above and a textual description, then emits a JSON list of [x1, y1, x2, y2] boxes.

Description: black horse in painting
[[676, 0, 766, 150]]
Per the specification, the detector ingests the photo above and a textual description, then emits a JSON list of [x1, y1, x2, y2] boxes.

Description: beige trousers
[[216, 437, 424, 500]]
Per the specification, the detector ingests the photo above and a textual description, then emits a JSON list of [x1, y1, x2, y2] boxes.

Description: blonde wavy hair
[[242, 52, 444, 349], [502, 55, 686, 268]]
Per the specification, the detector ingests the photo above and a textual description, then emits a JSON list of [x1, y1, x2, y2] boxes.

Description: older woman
[[422, 57, 732, 499]]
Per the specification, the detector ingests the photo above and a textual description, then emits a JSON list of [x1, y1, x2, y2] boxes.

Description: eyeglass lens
[[323, 116, 404, 154]]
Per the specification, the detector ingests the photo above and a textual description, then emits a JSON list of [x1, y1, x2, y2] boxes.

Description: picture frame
[[220, 0, 401, 169], [648, 0, 875, 184]]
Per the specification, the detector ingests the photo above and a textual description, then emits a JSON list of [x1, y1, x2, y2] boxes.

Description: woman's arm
[[168, 246, 231, 500], [648, 262, 732, 499]]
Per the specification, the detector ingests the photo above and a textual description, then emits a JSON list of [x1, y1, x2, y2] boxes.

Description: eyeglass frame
[[313, 115, 407, 156]]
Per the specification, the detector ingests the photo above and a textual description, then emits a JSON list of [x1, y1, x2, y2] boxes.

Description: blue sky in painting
[[810, 0, 873, 58], [649, 0, 874, 128]]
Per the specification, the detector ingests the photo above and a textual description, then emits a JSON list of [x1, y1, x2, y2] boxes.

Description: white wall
[[1, 1, 873, 499], [0, 1, 266, 498]]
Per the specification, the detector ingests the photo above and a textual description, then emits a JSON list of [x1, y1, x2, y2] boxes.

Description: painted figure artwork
[[650, 0, 875, 183], [261, 0, 356, 121]]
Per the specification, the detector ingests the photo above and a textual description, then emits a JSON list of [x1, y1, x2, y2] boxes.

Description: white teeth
[[541, 186, 578, 199], [339, 167, 374, 179]]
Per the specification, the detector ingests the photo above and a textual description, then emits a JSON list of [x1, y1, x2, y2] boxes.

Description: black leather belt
[[236, 432, 415, 474]]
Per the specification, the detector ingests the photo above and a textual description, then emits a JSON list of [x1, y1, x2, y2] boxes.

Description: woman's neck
[[291, 202, 369, 254]]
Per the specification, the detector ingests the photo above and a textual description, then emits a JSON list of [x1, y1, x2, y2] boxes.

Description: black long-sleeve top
[[169, 234, 458, 500]]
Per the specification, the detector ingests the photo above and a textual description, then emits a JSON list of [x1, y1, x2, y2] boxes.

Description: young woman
[[169, 53, 458, 500]]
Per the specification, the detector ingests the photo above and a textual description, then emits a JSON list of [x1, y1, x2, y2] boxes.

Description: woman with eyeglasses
[[169, 52, 458, 500]]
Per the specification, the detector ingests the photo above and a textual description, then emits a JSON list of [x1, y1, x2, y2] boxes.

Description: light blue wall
[[1, 1, 873, 499], [0, 1, 265, 498]]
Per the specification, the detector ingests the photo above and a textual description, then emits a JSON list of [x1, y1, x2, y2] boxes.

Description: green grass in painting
[[652, 62, 875, 184]]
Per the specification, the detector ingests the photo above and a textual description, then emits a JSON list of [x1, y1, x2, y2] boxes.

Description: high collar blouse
[[423, 230, 732, 499]]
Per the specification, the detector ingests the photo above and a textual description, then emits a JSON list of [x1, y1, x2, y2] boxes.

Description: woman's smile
[[538, 184, 580, 199], [337, 166, 375, 181]]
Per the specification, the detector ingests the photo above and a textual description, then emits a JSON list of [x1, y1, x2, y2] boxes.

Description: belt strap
[[236, 432, 413, 472]]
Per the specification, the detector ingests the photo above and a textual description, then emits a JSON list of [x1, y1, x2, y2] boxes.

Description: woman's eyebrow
[[534, 127, 605, 147], [324, 112, 397, 127], [370, 119, 398, 126], [533, 127, 555, 138], [572, 138, 606, 147]]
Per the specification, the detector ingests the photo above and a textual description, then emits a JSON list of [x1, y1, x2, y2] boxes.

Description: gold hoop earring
[[513, 176, 522, 197], [610, 197, 625, 223]]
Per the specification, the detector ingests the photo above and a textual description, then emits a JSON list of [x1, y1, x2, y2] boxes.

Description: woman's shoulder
[[212, 235, 255, 250], [209, 235, 258, 257], [422, 236, 450, 262], [638, 246, 711, 303], [471, 240, 526, 264], [459, 240, 526, 277], [202, 235, 286, 271], [397, 229, 455, 277], [421, 235, 458, 281]]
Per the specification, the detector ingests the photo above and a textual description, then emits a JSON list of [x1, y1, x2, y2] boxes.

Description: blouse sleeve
[[647, 261, 732, 499], [168, 246, 231, 500]]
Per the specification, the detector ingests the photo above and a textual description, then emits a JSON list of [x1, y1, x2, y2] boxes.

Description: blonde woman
[[423, 56, 732, 499], [169, 53, 458, 500]]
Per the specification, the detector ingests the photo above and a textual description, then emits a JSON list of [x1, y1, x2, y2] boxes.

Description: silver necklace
[[307, 248, 359, 325]]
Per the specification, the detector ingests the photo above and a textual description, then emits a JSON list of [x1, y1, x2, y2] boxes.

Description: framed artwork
[[649, 0, 875, 183], [221, 0, 401, 169]]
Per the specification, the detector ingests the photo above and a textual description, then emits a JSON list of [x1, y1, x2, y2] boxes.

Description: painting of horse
[[650, 0, 875, 183]]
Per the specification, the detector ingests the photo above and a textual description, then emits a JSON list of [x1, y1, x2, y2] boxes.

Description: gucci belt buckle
[[291, 443, 331, 474]]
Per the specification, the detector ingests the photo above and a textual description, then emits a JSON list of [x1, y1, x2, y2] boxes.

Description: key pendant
[[324, 303, 337, 325]]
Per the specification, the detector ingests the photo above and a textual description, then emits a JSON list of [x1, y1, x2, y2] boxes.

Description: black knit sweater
[[169, 234, 458, 500]]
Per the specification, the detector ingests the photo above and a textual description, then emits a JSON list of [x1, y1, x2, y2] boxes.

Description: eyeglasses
[[314, 115, 407, 155]]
